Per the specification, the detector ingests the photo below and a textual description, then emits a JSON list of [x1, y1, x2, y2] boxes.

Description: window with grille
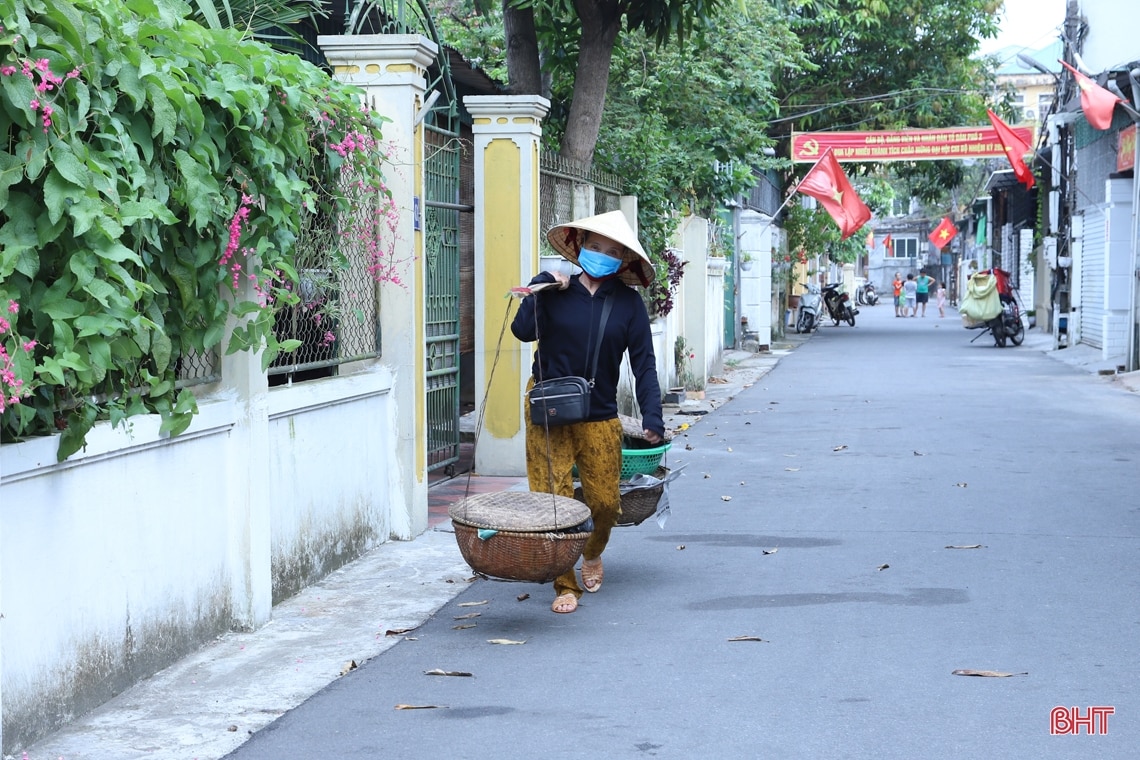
[[888, 238, 919, 258]]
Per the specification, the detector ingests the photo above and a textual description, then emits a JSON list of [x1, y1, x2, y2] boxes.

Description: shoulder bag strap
[[587, 296, 614, 388]]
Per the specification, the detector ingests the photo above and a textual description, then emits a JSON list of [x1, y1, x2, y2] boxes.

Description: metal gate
[[424, 119, 464, 473]]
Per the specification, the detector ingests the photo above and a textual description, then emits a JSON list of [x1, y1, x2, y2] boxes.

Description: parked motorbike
[[795, 282, 823, 334], [857, 282, 879, 306], [821, 283, 858, 326]]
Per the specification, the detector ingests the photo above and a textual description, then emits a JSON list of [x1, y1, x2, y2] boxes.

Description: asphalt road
[[225, 304, 1140, 760]]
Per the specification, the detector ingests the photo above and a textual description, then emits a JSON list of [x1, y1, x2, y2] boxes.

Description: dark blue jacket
[[511, 273, 664, 437]]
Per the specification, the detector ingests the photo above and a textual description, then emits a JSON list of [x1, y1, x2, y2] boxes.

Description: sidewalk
[[1019, 324, 1140, 393], [17, 318, 1132, 760]]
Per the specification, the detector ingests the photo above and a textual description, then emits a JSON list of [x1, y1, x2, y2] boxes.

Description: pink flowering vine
[[219, 194, 279, 307], [0, 54, 81, 133], [1, 300, 37, 414]]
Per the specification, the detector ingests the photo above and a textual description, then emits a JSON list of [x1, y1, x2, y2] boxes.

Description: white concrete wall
[[0, 403, 237, 749], [267, 371, 399, 602], [704, 258, 727, 379], [0, 364, 403, 750], [739, 210, 775, 348], [1078, 0, 1134, 73], [673, 215, 725, 389]]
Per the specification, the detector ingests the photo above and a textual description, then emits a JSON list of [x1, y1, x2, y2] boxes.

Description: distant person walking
[[936, 281, 947, 318], [903, 273, 918, 317], [893, 272, 904, 317], [915, 269, 936, 317]]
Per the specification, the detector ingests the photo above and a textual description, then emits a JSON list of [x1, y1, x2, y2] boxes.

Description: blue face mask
[[578, 247, 623, 279]]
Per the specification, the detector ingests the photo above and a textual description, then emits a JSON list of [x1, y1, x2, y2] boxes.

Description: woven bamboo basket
[[449, 491, 592, 583], [574, 466, 667, 527]]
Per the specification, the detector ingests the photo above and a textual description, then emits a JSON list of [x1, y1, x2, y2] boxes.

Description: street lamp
[[1017, 53, 1061, 83]]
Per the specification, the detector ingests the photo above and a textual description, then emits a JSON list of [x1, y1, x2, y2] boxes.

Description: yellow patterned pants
[[525, 395, 622, 599]]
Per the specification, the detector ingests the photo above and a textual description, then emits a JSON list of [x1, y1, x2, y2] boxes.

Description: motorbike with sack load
[[960, 268, 1024, 347], [821, 283, 858, 327]]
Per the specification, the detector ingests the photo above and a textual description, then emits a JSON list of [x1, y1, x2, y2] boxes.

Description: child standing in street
[[936, 281, 947, 318], [903, 273, 918, 317]]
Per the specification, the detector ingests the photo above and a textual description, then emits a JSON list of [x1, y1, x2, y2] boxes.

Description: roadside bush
[[0, 0, 392, 458]]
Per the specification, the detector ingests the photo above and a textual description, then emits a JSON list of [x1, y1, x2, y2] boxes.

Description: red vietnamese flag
[[1059, 60, 1122, 130], [986, 109, 1036, 190], [883, 233, 892, 254], [795, 148, 872, 240], [928, 217, 958, 249]]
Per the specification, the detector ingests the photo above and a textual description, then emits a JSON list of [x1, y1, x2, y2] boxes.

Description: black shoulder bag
[[528, 296, 614, 427]]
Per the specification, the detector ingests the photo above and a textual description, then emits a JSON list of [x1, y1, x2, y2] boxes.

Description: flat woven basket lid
[[449, 490, 591, 531]]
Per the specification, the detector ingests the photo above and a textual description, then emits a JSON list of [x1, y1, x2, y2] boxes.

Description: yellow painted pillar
[[465, 95, 550, 476], [318, 34, 435, 537]]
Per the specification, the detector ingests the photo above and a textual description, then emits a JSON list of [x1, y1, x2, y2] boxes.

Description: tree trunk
[[559, 0, 622, 168], [503, 1, 542, 95]]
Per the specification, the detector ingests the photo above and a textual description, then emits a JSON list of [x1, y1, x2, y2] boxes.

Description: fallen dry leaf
[[721, 495, 732, 502], [951, 670, 1028, 678], [487, 638, 527, 645], [228, 725, 238, 732], [516, 593, 530, 601], [727, 447, 733, 452], [340, 660, 358, 676], [703, 473, 711, 479], [425, 669, 473, 677], [877, 564, 890, 571], [452, 623, 476, 630], [385, 627, 417, 636], [705, 432, 716, 437], [946, 544, 986, 550], [685, 443, 694, 450], [727, 635, 769, 642], [458, 600, 488, 607], [676, 545, 686, 550], [740, 481, 746, 485], [784, 467, 800, 472], [954, 482, 968, 488], [762, 548, 778, 555], [913, 451, 925, 456], [453, 612, 481, 620], [783, 453, 797, 457], [832, 445, 848, 452], [395, 704, 441, 710]]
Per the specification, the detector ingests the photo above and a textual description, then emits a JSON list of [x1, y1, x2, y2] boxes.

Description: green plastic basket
[[620, 442, 671, 479], [570, 442, 671, 480]]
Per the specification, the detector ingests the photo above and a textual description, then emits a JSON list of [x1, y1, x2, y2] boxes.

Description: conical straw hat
[[546, 210, 655, 288]]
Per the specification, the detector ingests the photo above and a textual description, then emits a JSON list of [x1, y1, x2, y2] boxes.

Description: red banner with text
[[1118, 124, 1136, 173], [792, 126, 1036, 163]]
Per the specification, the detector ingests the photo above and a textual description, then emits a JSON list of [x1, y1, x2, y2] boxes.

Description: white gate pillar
[[319, 34, 436, 537]]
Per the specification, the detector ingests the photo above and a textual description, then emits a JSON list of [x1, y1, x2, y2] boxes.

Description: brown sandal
[[551, 593, 578, 614], [581, 558, 603, 593]]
